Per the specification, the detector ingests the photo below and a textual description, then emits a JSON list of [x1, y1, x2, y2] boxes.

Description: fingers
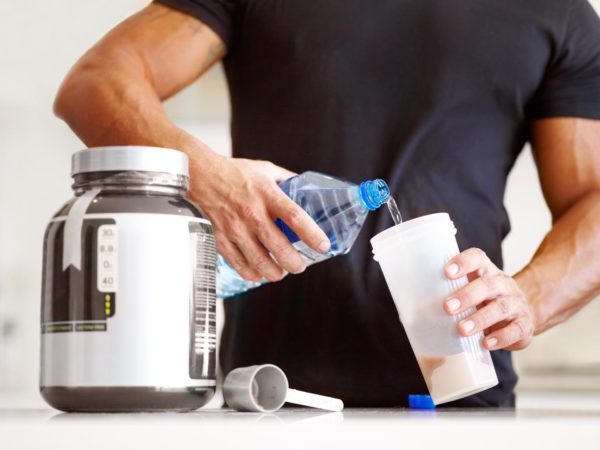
[[269, 191, 330, 254], [444, 273, 513, 314], [255, 222, 306, 274], [215, 235, 262, 282], [455, 295, 520, 337], [445, 247, 500, 280], [231, 230, 286, 282], [453, 294, 534, 351], [442, 247, 535, 352], [483, 318, 534, 351], [234, 182, 307, 274], [216, 207, 286, 282]]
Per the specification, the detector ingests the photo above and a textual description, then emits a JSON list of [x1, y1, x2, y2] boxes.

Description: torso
[[220, 0, 570, 406]]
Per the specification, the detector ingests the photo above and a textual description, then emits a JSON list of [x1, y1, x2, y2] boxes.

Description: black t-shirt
[[157, 0, 600, 407]]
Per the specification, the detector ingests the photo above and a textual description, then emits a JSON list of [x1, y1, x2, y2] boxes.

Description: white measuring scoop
[[223, 364, 344, 413]]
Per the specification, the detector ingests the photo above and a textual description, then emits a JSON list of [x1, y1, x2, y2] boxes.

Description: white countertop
[[2, 390, 599, 450]]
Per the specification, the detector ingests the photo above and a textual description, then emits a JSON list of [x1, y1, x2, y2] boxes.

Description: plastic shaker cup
[[371, 213, 498, 405]]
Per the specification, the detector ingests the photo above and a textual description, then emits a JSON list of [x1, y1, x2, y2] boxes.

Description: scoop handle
[[285, 388, 344, 412]]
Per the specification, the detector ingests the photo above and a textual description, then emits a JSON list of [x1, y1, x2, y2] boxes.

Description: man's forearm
[[56, 56, 217, 156], [515, 191, 600, 334], [51, 4, 327, 281], [54, 56, 227, 196], [54, 2, 226, 166]]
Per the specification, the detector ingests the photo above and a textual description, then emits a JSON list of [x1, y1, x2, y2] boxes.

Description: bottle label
[[292, 240, 331, 265], [276, 218, 331, 265]]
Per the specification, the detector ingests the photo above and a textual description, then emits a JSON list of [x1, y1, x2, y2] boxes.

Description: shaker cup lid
[[71, 146, 189, 177], [408, 394, 436, 410]]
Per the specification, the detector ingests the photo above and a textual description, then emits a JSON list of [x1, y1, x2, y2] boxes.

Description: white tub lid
[[71, 146, 189, 177]]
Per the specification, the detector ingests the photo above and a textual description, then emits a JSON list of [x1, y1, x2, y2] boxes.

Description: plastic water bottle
[[217, 171, 391, 298]]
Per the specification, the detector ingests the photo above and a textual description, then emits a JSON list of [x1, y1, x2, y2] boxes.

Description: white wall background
[[0, 0, 599, 397]]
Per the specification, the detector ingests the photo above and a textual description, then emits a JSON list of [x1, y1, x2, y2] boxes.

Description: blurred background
[[0, 0, 599, 404]]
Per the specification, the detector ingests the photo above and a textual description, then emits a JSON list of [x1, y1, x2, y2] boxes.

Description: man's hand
[[443, 248, 535, 351], [441, 118, 600, 349], [189, 155, 330, 283], [51, 3, 330, 282]]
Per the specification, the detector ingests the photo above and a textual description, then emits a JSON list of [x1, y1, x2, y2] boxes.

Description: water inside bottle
[[386, 197, 403, 225]]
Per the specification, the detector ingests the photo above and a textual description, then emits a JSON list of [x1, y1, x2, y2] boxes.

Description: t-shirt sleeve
[[154, 0, 237, 48], [529, 0, 600, 120]]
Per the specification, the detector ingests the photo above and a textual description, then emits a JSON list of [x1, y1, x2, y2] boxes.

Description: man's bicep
[[531, 118, 600, 220], [87, 3, 225, 100]]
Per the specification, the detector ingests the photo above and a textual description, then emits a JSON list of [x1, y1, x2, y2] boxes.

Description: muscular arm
[[516, 118, 600, 334], [55, 3, 329, 283], [442, 118, 600, 351], [55, 3, 225, 149]]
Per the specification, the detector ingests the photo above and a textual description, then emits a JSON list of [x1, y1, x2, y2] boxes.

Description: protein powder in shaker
[[40, 146, 217, 412]]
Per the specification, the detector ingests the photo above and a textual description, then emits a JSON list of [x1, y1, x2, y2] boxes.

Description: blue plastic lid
[[408, 394, 436, 410], [359, 179, 390, 211]]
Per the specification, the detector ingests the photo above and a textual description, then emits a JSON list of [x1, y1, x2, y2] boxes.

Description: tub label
[[97, 224, 118, 294], [189, 221, 217, 380]]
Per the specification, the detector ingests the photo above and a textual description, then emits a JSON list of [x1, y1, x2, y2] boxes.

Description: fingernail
[[461, 320, 475, 334], [446, 298, 461, 312], [486, 337, 498, 349], [446, 263, 459, 277], [318, 240, 330, 253]]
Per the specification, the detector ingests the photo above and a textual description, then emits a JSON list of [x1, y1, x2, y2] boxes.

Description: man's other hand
[[443, 248, 535, 351]]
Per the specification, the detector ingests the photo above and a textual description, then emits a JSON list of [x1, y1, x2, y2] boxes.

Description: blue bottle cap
[[359, 179, 390, 211], [408, 394, 436, 410]]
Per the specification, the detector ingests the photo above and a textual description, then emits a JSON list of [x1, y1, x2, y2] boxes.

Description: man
[[54, 0, 600, 406]]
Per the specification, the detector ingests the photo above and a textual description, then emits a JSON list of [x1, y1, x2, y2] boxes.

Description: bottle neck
[[358, 179, 390, 211], [72, 171, 188, 196]]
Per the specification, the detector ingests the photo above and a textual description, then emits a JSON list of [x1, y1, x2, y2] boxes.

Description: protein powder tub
[[40, 146, 217, 412]]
